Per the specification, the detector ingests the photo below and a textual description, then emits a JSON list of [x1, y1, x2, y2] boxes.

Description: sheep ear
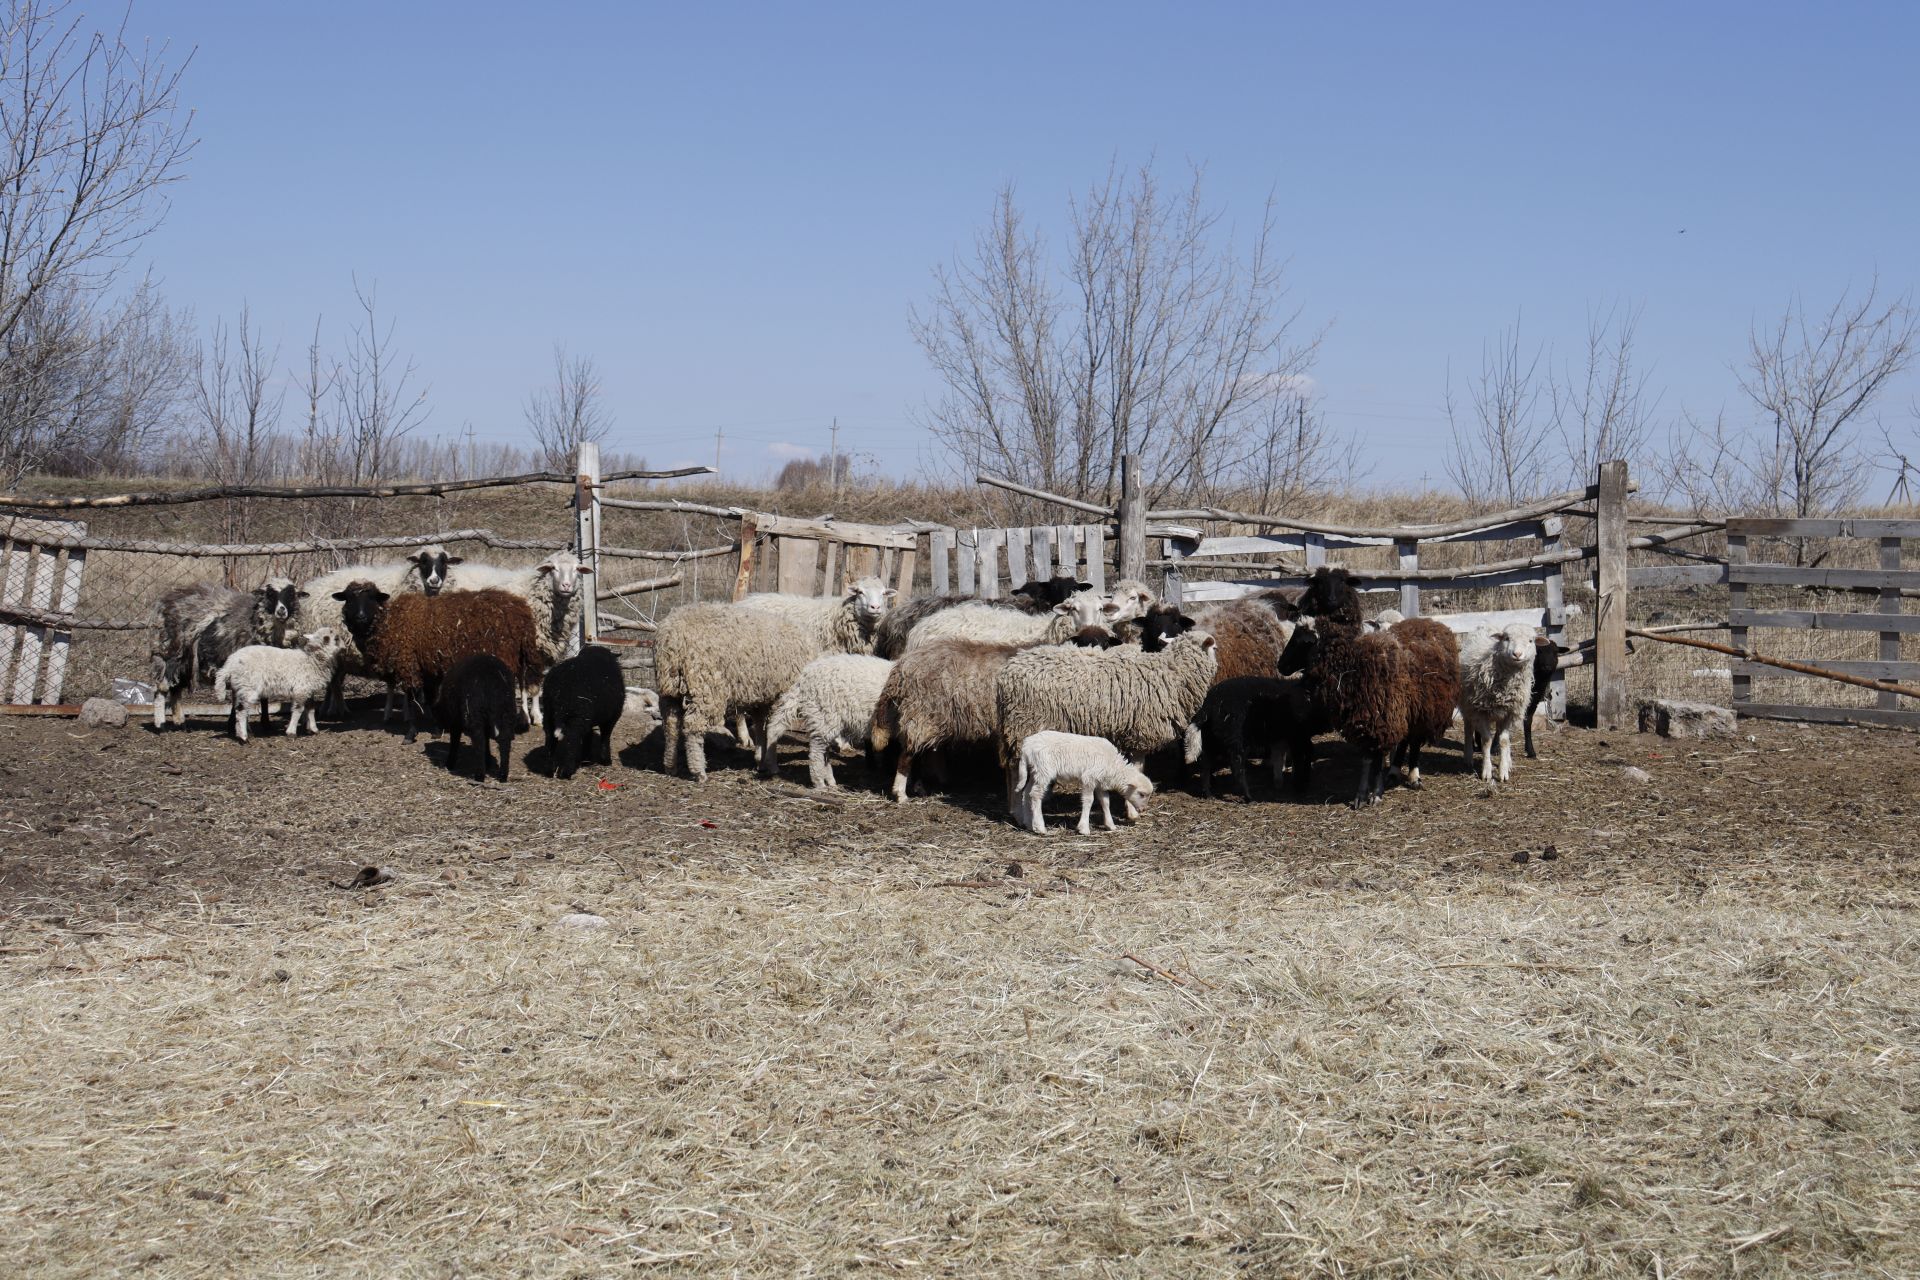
[[1075, 581, 1094, 592], [372, 589, 390, 602], [1200, 634, 1217, 651], [445, 555, 464, 566], [331, 590, 350, 601], [577, 565, 594, 574], [1178, 615, 1197, 633], [883, 588, 898, 600], [296, 589, 310, 598]]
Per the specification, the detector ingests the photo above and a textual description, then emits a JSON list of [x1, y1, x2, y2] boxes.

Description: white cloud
[[766, 441, 813, 460]]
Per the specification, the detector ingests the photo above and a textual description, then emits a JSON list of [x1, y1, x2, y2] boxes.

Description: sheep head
[[1105, 578, 1157, 624], [330, 580, 390, 651], [1012, 575, 1095, 607], [1276, 615, 1321, 676], [254, 576, 307, 622], [845, 576, 897, 628], [1135, 604, 1195, 653], [301, 627, 346, 667], [1296, 566, 1363, 626], [407, 544, 463, 595], [537, 549, 585, 599]]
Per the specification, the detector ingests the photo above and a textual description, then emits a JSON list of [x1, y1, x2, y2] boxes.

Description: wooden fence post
[[575, 442, 601, 648], [1594, 459, 1630, 729], [732, 515, 758, 601], [1118, 453, 1145, 584]]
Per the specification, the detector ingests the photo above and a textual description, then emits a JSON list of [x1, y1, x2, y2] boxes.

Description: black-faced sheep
[[149, 576, 307, 729], [1186, 675, 1321, 801], [540, 645, 625, 780], [302, 544, 467, 716], [212, 627, 344, 743], [1011, 575, 1095, 606], [995, 630, 1218, 815], [762, 653, 893, 789], [1457, 622, 1536, 783], [1014, 731, 1154, 835], [366, 589, 550, 743], [1136, 600, 1295, 685], [1523, 635, 1566, 759], [653, 603, 812, 781], [1293, 565, 1366, 626], [435, 654, 519, 782]]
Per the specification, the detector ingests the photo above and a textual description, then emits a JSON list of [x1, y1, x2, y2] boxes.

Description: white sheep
[[455, 549, 589, 724], [213, 628, 346, 743], [1364, 607, 1404, 633], [1015, 731, 1154, 835], [761, 654, 894, 789], [1456, 621, 1537, 784], [1105, 578, 1157, 624], [738, 575, 896, 655], [904, 592, 1112, 652], [654, 603, 813, 781]]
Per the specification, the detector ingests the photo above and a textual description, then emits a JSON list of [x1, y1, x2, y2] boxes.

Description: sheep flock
[[142, 552, 1560, 821]]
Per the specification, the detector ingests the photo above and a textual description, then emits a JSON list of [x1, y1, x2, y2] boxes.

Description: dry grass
[[2, 708, 1917, 1277]]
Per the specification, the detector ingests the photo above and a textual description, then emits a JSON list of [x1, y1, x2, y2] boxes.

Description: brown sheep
[[1278, 618, 1412, 807], [1385, 616, 1461, 788], [868, 637, 1027, 802], [1136, 599, 1295, 685], [367, 589, 549, 743]]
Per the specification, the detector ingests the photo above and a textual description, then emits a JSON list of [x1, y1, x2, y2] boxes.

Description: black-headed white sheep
[[150, 576, 307, 729]]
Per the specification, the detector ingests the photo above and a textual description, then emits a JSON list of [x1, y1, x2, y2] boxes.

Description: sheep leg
[[1404, 739, 1425, 789], [1230, 744, 1254, 803], [285, 700, 304, 737], [891, 748, 915, 803], [683, 708, 710, 782], [152, 689, 168, 731], [233, 698, 251, 744], [494, 725, 511, 782], [1497, 726, 1513, 783], [661, 696, 683, 775], [305, 705, 319, 734], [594, 719, 615, 766], [1076, 784, 1095, 837], [806, 734, 832, 789], [446, 725, 462, 769], [732, 712, 754, 753], [1098, 789, 1116, 832], [172, 691, 186, 726]]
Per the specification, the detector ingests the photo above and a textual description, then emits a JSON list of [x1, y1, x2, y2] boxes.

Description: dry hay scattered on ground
[[1, 708, 1917, 1278]]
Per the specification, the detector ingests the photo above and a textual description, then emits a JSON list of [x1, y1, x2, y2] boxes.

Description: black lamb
[[1523, 635, 1567, 758], [1187, 675, 1321, 801], [540, 645, 626, 779], [434, 654, 519, 781]]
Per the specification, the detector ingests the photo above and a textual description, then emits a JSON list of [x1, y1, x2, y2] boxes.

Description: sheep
[[1386, 616, 1462, 788], [1105, 578, 1157, 623], [872, 593, 1045, 659], [1135, 599, 1295, 684], [869, 638, 1028, 802], [1365, 607, 1404, 633], [322, 579, 396, 720], [1293, 565, 1366, 626], [452, 549, 589, 724], [1011, 575, 1095, 606], [302, 544, 467, 717], [149, 576, 307, 729], [1277, 614, 1458, 806], [1185, 675, 1321, 801], [653, 603, 812, 781], [540, 646, 626, 780], [365, 589, 550, 744], [904, 591, 1111, 651], [1014, 731, 1154, 835], [738, 576, 896, 657], [995, 629, 1218, 815], [761, 654, 893, 789], [435, 654, 520, 782], [1457, 622, 1537, 783], [1523, 636, 1566, 758], [212, 627, 345, 743]]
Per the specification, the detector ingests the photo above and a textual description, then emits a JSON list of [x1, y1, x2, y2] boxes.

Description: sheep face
[[1275, 616, 1320, 676], [254, 577, 307, 622], [1012, 575, 1094, 607], [537, 549, 586, 600], [1121, 771, 1155, 820], [1485, 623, 1534, 674], [846, 576, 897, 626], [331, 581, 390, 651], [1105, 579, 1157, 624], [1069, 625, 1118, 649], [408, 545, 464, 595], [1135, 604, 1195, 653], [1296, 567, 1363, 625]]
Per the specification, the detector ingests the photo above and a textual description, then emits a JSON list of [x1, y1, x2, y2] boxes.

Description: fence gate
[[0, 516, 89, 706], [734, 514, 917, 600], [928, 522, 1111, 598]]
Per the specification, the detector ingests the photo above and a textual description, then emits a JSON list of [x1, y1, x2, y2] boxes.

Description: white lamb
[[1456, 621, 1537, 783], [1014, 730, 1155, 836], [761, 654, 893, 789], [213, 628, 346, 743]]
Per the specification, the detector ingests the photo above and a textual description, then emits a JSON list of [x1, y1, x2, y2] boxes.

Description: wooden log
[[1629, 524, 1723, 549], [1594, 460, 1630, 730], [1541, 519, 1567, 720], [974, 473, 1115, 517], [1734, 658, 1920, 681], [596, 497, 738, 517], [1881, 535, 1903, 713], [0, 465, 715, 510], [1625, 563, 1730, 588], [731, 516, 758, 602], [1730, 702, 1920, 729], [1725, 517, 1920, 539], [595, 572, 683, 602], [1730, 608, 1920, 633], [1117, 454, 1146, 583], [1728, 532, 1749, 711], [1144, 479, 1633, 540], [575, 443, 601, 646], [1626, 627, 1920, 700]]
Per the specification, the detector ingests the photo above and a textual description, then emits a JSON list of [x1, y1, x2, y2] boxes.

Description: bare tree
[[1550, 302, 1658, 487], [1444, 318, 1552, 505], [186, 306, 280, 542], [1224, 385, 1356, 515], [523, 345, 610, 470], [0, 0, 194, 485], [334, 280, 428, 487], [910, 162, 1321, 510]]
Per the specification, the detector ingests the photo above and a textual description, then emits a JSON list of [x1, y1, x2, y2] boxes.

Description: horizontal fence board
[[1726, 518, 1920, 539], [1626, 563, 1730, 588], [1735, 701, 1920, 729], [1729, 565, 1920, 590], [1730, 608, 1920, 633], [749, 513, 918, 548], [1733, 658, 1920, 682]]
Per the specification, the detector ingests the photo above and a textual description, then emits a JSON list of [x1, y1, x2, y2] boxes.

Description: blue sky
[[134, 1, 1920, 489]]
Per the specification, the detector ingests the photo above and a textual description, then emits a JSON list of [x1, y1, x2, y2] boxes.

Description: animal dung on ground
[[1512, 850, 1531, 864], [1541, 844, 1560, 861]]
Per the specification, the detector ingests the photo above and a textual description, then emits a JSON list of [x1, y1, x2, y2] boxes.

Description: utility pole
[[714, 427, 723, 478], [829, 418, 840, 497], [463, 423, 476, 478]]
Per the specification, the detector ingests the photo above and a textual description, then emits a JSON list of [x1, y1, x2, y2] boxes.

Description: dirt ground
[[2, 708, 1917, 1277]]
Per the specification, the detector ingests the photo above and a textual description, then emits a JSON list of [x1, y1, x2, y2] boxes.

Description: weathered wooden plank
[[821, 540, 841, 596], [892, 547, 916, 597], [1734, 658, 1920, 682], [1728, 564, 1920, 590], [1541, 522, 1567, 721], [1117, 455, 1146, 582], [1079, 524, 1106, 591], [929, 527, 953, 593], [1735, 701, 1920, 729], [731, 516, 758, 602], [1730, 608, 1920, 633], [1003, 527, 1030, 589], [0, 539, 22, 694], [955, 530, 976, 595], [1726, 518, 1920, 539], [1160, 537, 1187, 607], [1028, 526, 1053, 587], [1880, 536, 1903, 712], [1627, 563, 1729, 588], [845, 544, 882, 592], [1594, 460, 1630, 731], [41, 545, 84, 704], [776, 536, 817, 595], [1727, 533, 1748, 710], [1185, 533, 1314, 559], [1396, 540, 1420, 618], [1054, 523, 1075, 578], [749, 512, 917, 548], [976, 530, 1003, 598], [1303, 532, 1326, 569], [11, 541, 54, 704]]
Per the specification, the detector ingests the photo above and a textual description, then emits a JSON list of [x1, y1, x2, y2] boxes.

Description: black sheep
[[1011, 575, 1095, 607], [1187, 675, 1320, 800], [434, 654, 518, 781], [1523, 635, 1566, 758], [1293, 566, 1365, 626], [541, 645, 625, 779]]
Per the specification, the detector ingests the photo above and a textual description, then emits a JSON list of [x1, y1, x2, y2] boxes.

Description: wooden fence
[[0, 516, 88, 704]]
